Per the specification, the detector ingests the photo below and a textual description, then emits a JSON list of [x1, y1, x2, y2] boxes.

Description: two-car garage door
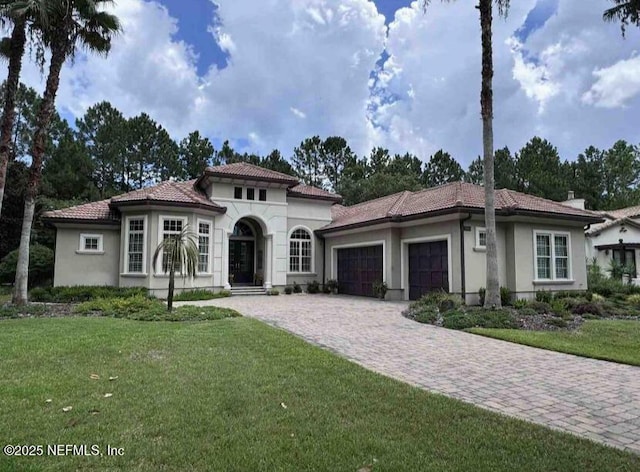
[[336, 240, 449, 300], [337, 245, 383, 297]]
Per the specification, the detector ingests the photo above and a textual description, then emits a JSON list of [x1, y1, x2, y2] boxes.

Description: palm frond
[[152, 226, 200, 279]]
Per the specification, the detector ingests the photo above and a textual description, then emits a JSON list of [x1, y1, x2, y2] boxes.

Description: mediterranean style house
[[585, 203, 640, 283], [43, 162, 602, 303]]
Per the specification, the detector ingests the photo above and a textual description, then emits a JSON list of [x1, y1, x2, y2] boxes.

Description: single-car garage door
[[337, 245, 383, 297], [408, 240, 449, 300]]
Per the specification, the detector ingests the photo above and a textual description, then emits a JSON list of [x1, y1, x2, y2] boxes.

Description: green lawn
[[1, 318, 638, 471], [470, 320, 640, 366]]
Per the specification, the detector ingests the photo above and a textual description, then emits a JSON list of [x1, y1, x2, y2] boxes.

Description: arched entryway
[[229, 218, 265, 286]]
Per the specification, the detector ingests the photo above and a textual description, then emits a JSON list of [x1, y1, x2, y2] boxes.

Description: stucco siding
[[586, 223, 640, 277], [54, 228, 120, 286], [512, 223, 588, 298], [208, 181, 287, 203]]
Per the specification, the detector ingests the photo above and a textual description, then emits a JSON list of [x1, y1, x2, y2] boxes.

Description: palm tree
[[0, 0, 53, 217], [152, 227, 199, 312], [603, 0, 640, 36], [425, 0, 509, 307], [12, 0, 120, 305]]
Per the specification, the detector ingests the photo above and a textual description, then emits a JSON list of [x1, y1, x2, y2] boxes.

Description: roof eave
[[109, 199, 226, 213], [287, 192, 343, 204], [41, 217, 120, 227], [319, 206, 603, 234], [202, 169, 299, 186]]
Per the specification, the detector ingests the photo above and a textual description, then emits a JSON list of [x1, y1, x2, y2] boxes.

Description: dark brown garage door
[[337, 245, 383, 297], [408, 240, 449, 300]]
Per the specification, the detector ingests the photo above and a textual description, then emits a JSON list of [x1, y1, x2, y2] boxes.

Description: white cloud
[[582, 54, 640, 108], [15, 0, 640, 169]]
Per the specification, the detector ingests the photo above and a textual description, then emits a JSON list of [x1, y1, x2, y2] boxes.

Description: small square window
[[475, 227, 487, 249], [259, 189, 267, 201], [234, 187, 243, 199], [247, 188, 255, 200], [80, 233, 103, 253]]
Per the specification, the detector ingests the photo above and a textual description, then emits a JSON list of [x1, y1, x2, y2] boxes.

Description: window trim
[[78, 233, 104, 254], [533, 230, 572, 282], [197, 218, 213, 275], [475, 227, 486, 251], [287, 226, 314, 274], [124, 215, 148, 275], [234, 187, 243, 199], [155, 215, 189, 275]]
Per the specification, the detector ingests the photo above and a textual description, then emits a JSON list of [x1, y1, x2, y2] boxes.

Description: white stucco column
[[223, 230, 231, 290], [264, 234, 273, 289]]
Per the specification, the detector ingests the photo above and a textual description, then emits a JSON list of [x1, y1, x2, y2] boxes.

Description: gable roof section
[[319, 182, 602, 233], [288, 184, 342, 202], [41, 199, 119, 225], [200, 162, 300, 185], [110, 180, 223, 211], [586, 215, 640, 236]]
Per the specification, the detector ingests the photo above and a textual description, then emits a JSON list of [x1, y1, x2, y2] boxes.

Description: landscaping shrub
[[372, 280, 388, 300], [415, 292, 462, 310], [322, 285, 331, 294], [591, 293, 604, 302], [535, 290, 552, 303], [293, 282, 302, 293], [442, 311, 476, 330], [29, 285, 149, 303], [267, 288, 280, 296], [414, 309, 438, 324], [0, 303, 49, 318], [466, 308, 518, 329], [570, 302, 603, 317], [284, 286, 293, 295], [500, 286, 512, 306], [0, 244, 53, 288], [553, 290, 587, 300], [550, 298, 569, 316], [325, 279, 339, 293], [306, 280, 320, 294], [546, 317, 568, 328], [174, 289, 231, 301], [627, 294, 640, 307], [513, 298, 528, 309], [73, 296, 240, 321], [528, 301, 552, 314], [516, 307, 538, 317]]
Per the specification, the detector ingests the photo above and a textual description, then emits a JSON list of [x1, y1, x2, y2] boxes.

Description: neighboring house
[[43, 162, 602, 302], [585, 204, 640, 282]]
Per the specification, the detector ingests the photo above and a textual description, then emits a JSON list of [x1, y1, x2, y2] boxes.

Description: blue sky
[[20, 0, 640, 166], [157, 0, 412, 76]]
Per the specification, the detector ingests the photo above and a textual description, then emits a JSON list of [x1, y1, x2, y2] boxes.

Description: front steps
[[230, 286, 267, 296]]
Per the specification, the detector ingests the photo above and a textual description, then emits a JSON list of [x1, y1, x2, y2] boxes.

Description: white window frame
[[156, 215, 189, 275], [78, 233, 104, 254], [475, 227, 487, 250], [197, 218, 213, 275], [533, 230, 572, 281], [287, 226, 314, 274], [124, 215, 147, 275]]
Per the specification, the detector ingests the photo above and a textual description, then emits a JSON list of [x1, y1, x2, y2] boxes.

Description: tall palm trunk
[[12, 44, 67, 305], [479, 0, 501, 308], [0, 17, 27, 217]]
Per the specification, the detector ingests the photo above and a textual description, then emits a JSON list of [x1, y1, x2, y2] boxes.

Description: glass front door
[[229, 240, 255, 285]]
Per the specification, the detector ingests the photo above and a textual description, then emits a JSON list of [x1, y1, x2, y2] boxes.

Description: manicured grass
[[0, 318, 638, 471], [470, 320, 640, 366]]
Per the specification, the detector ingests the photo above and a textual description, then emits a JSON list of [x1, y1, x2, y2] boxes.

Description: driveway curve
[[178, 294, 640, 453]]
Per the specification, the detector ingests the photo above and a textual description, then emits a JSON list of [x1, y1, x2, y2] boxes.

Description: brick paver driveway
[[179, 294, 640, 453]]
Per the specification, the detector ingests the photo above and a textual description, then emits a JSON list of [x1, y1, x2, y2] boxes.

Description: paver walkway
[[178, 294, 640, 453]]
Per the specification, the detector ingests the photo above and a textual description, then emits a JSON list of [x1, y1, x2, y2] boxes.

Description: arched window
[[289, 228, 312, 273], [232, 221, 254, 238]]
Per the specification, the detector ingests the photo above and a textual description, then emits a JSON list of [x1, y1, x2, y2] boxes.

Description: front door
[[229, 240, 255, 285]]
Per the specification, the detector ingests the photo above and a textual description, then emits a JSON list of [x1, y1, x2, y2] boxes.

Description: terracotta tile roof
[[320, 182, 602, 232], [44, 180, 223, 223], [203, 162, 299, 185], [42, 199, 119, 224], [586, 204, 640, 235], [110, 180, 223, 211], [288, 184, 342, 202]]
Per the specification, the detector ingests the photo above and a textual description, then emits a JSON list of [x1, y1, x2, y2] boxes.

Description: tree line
[[3, 82, 639, 264]]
